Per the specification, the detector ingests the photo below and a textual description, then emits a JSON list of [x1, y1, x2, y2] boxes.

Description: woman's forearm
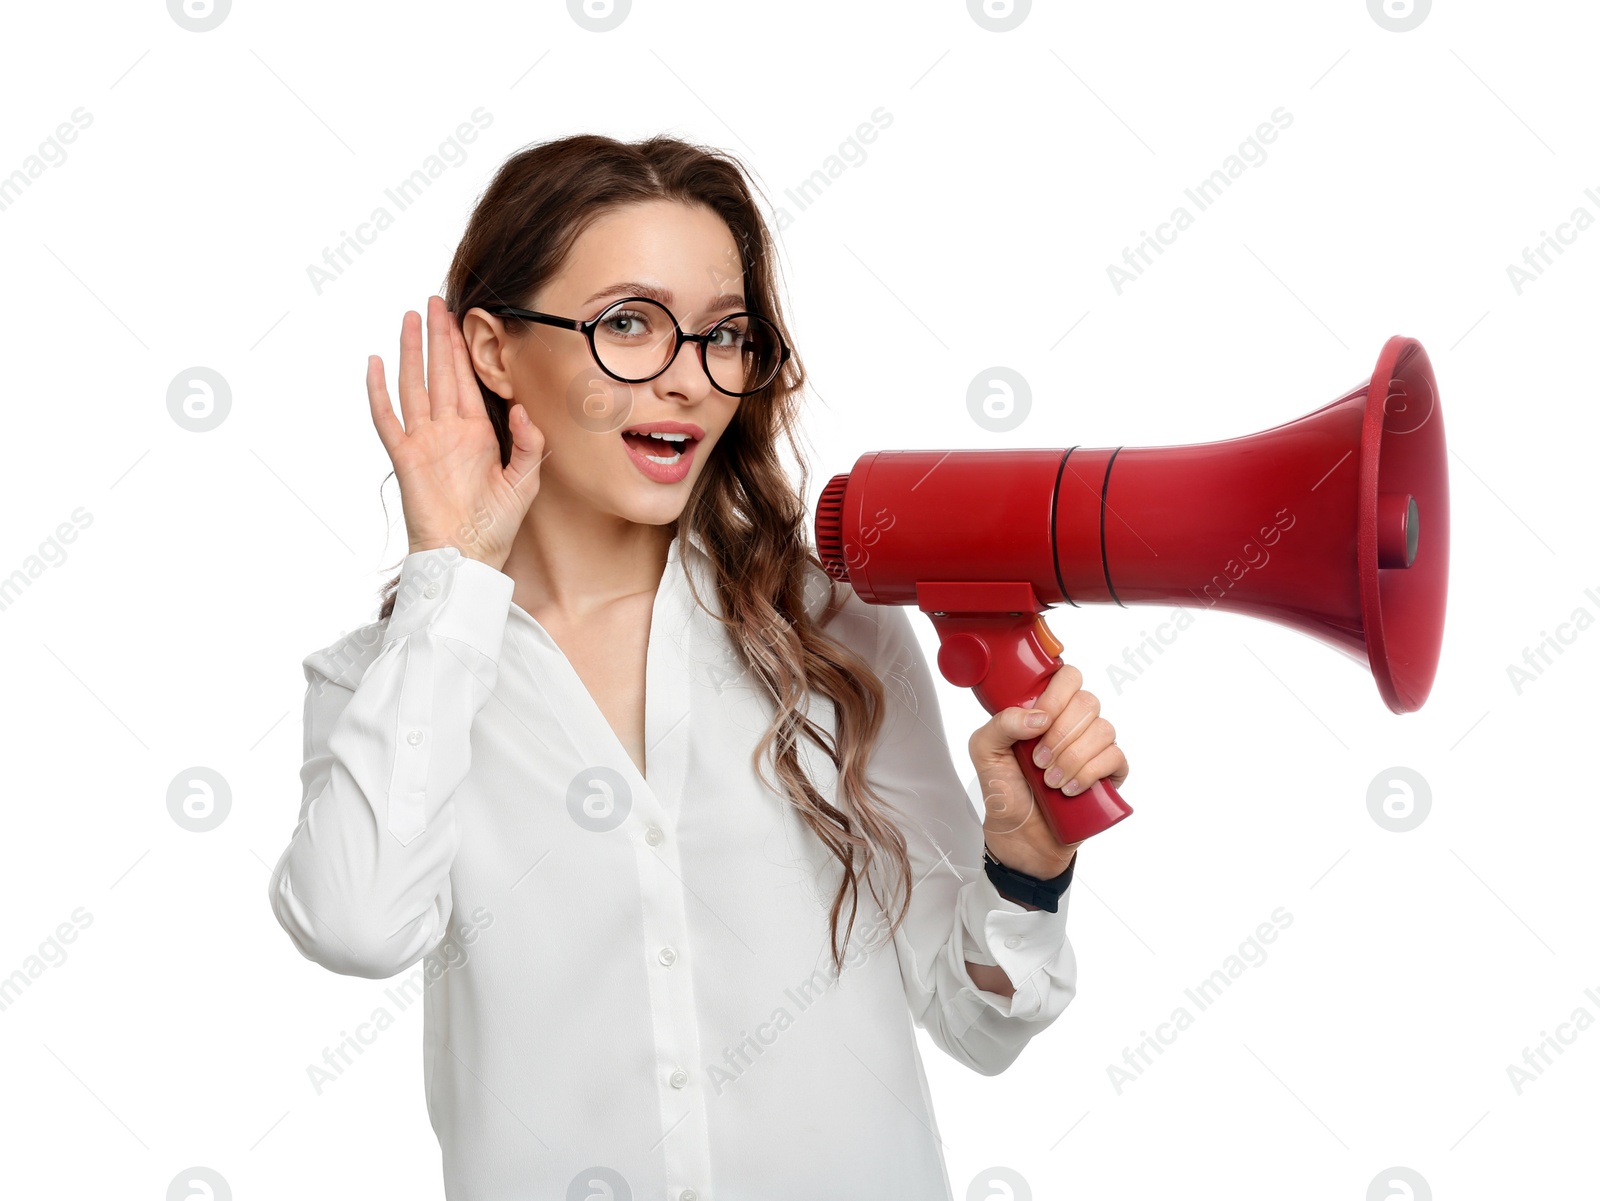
[[965, 960, 1017, 998]]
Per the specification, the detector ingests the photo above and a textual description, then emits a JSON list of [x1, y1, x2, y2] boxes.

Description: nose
[[652, 333, 713, 400]]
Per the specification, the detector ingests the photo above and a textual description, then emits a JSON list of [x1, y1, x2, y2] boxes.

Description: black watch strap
[[982, 844, 1077, 913]]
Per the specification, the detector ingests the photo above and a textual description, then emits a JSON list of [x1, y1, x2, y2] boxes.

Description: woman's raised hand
[[367, 295, 544, 574]]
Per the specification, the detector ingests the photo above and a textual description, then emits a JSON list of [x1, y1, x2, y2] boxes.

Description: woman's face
[[465, 198, 748, 531]]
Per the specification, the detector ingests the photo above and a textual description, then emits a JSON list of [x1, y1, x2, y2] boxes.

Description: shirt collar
[[675, 523, 711, 560]]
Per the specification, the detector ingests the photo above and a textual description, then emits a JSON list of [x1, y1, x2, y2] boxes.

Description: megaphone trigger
[[923, 604, 1134, 847]]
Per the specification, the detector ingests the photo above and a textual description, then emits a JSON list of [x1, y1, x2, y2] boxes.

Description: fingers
[[397, 308, 427, 430], [1044, 716, 1123, 796], [449, 311, 485, 419], [425, 295, 456, 420], [1034, 660, 1083, 714], [1059, 742, 1128, 797], [1030, 686, 1099, 774], [969, 704, 1043, 762], [366, 354, 404, 457], [503, 403, 546, 503], [1020, 663, 1127, 795]]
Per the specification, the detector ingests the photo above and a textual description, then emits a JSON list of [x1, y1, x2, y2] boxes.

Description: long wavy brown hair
[[373, 133, 912, 975]]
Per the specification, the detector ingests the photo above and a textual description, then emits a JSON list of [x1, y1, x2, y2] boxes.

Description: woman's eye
[[604, 311, 649, 337]]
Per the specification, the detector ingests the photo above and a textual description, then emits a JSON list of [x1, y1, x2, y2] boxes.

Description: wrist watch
[[982, 843, 1077, 913]]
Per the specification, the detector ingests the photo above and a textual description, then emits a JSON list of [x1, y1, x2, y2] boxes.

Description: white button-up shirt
[[267, 526, 1079, 1200]]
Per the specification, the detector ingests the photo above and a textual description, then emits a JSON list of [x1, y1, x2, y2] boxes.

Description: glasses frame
[[485, 296, 791, 398]]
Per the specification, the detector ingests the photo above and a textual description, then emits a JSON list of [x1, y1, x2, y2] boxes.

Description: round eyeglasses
[[485, 296, 791, 397]]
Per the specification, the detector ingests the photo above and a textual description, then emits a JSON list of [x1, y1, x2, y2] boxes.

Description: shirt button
[[679, 1191, 698, 1201], [644, 825, 664, 846], [423, 581, 440, 599], [669, 1068, 688, 1088], [406, 730, 424, 746], [1005, 934, 1023, 949], [658, 946, 677, 966]]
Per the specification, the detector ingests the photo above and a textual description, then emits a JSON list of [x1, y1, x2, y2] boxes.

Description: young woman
[[267, 133, 1127, 1201]]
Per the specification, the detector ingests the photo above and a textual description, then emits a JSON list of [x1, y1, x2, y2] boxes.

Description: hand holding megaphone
[[968, 658, 1127, 880]]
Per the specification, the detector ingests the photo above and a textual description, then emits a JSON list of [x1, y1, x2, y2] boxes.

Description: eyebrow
[[581, 281, 746, 315]]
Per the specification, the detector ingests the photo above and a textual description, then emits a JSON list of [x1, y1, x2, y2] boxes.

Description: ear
[[460, 306, 517, 400]]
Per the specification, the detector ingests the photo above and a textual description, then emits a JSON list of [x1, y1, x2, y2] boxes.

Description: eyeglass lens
[[593, 299, 781, 394]]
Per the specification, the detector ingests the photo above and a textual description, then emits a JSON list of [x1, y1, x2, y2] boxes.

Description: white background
[[1, 1, 1595, 1198]]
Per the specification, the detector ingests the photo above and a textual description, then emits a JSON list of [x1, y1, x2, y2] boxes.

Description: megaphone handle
[[928, 610, 1134, 846], [1010, 732, 1132, 846]]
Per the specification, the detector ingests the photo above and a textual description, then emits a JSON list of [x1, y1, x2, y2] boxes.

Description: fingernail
[[1032, 745, 1051, 768], [1025, 710, 1048, 728], [1043, 766, 1063, 786], [1062, 778, 1081, 795]]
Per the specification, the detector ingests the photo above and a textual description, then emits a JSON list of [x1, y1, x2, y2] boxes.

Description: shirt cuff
[[381, 545, 516, 659], [958, 869, 1074, 1020]]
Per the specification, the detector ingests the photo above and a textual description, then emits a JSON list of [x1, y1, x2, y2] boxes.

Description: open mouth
[[621, 429, 696, 463]]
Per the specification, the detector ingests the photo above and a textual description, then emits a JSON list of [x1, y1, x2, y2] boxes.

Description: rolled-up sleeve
[[266, 546, 515, 979], [863, 601, 1079, 1076]]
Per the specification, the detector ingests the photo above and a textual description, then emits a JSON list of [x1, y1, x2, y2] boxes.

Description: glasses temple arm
[[491, 307, 584, 333]]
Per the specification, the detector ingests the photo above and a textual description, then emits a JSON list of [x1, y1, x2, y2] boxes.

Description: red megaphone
[[813, 335, 1450, 847]]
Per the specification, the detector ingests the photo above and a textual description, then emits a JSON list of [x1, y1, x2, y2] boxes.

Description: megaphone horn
[[814, 335, 1450, 845]]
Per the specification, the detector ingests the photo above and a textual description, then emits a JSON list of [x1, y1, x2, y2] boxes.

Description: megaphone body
[[814, 336, 1449, 847]]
